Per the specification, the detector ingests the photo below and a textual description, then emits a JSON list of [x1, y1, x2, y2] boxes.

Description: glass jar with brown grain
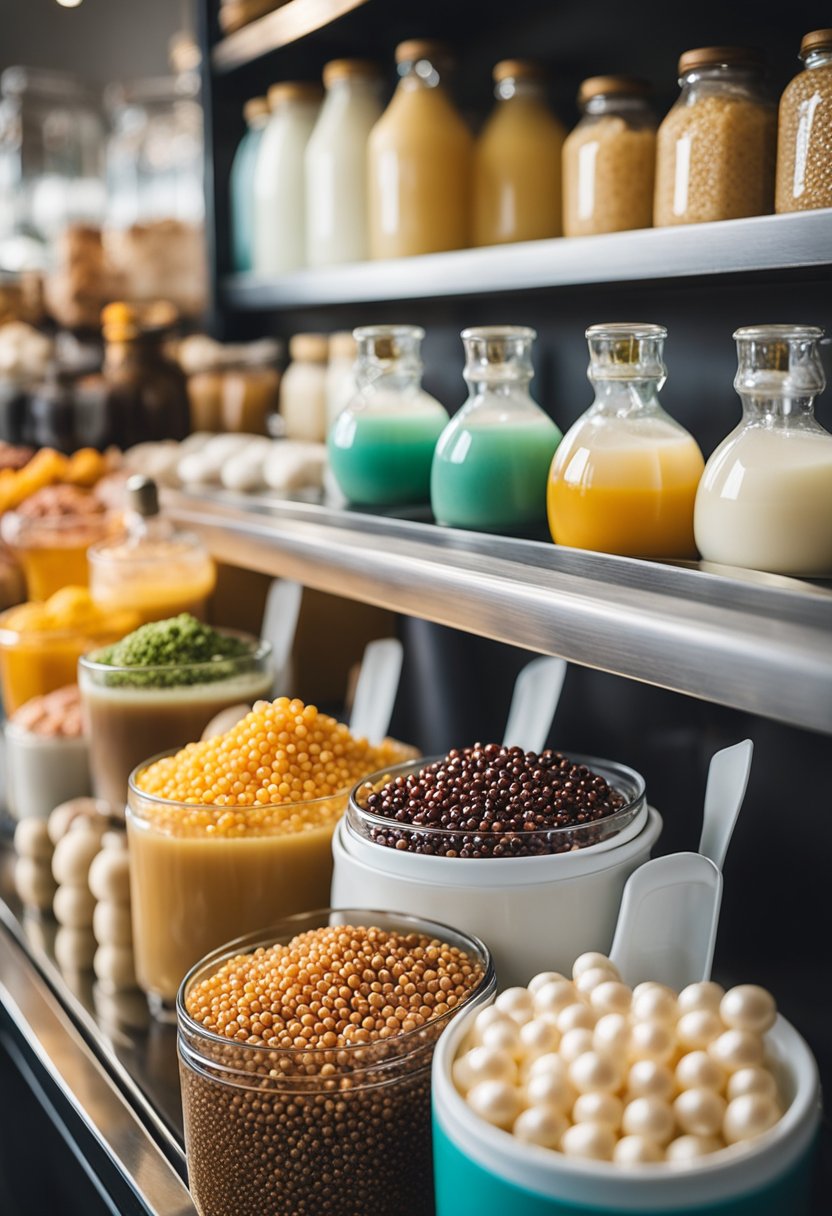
[[776, 30, 832, 213]]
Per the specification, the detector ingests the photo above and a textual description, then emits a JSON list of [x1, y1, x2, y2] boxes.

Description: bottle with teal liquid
[[328, 325, 449, 506], [431, 326, 561, 533], [230, 97, 270, 273]]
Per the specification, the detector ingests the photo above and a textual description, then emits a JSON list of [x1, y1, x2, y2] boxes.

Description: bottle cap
[[800, 29, 832, 57], [678, 47, 764, 75], [323, 59, 381, 87], [329, 331, 357, 360], [243, 96, 269, 124], [493, 60, 546, 83], [126, 475, 160, 518], [578, 75, 651, 104], [395, 40, 451, 66], [289, 333, 329, 363], [267, 82, 322, 110]]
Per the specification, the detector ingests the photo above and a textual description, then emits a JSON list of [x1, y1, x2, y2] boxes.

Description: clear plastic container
[[328, 325, 448, 505], [431, 326, 561, 533], [230, 96, 269, 272], [548, 324, 704, 558], [305, 60, 382, 266], [694, 324, 832, 576], [473, 60, 564, 246], [563, 76, 656, 237], [775, 30, 832, 213], [177, 911, 494, 1216], [253, 83, 321, 275], [654, 47, 775, 226], [368, 41, 472, 258]]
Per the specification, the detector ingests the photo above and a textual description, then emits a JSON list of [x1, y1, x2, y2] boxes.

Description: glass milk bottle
[[253, 83, 321, 275], [431, 326, 561, 533], [695, 325, 832, 576], [328, 326, 448, 505], [473, 60, 565, 245], [368, 40, 472, 258], [230, 96, 269, 272], [279, 334, 328, 442], [305, 60, 382, 266], [547, 324, 704, 557]]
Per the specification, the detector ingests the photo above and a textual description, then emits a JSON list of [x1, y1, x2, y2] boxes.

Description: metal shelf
[[222, 210, 832, 310], [213, 0, 368, 72], [166, 489, 832, 735]]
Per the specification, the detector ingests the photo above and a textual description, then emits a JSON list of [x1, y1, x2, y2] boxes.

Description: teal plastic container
[[432, 1003, 820, 1216], [230, 100, 268, 272]]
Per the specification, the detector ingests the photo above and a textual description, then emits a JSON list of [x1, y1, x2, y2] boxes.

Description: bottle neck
[[495, 76, 545, 102], [739, 393, 819, 424], [678, 64, 765, 103], [356, 363, 422, 395], [582, 92, 652, 118], [589, 377, 664, 416], [397, 58, 444, 92], [802, 48, 832, 70]]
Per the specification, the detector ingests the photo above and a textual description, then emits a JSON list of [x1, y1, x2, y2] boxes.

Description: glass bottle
[[100, 301, 190, 448], [230, 96, 269, 272], [431, 326, 561, 533], [547, 324, 704, 558], [694, 325, 832, 576], [305, 60, 382, 266], [473, 60, 564, 246], [367, 41, 472, 258], [222, 339, 281, 435], [563, 76, 656, 237], [329, 325, 448, 506], [253, 83, 321, 275], [325, 331, 358, 434], [88, 473, 216, 624], [654, 48, 775, 226], [775, 30, 832, 213], [279, 334, 329, 442]]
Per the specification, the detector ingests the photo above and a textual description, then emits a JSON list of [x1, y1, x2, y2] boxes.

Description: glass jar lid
[[578, 75, 651, 104], [800, 29, 832, 57]]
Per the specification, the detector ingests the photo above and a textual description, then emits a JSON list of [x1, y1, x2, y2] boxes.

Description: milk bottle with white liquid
[[694, 324, 832, 577]]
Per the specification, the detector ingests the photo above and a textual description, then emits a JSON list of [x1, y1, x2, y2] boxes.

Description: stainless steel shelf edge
[[166, 490, 832, 734], [223, 210, 832, 308], [213, 0, 368, 72], [0, 928, 196, 1215]]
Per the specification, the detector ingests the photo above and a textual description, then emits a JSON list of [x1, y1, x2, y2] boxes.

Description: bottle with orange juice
[[547, 324, 704, 558]]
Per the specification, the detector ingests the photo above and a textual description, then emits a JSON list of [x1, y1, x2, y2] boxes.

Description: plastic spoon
[[609, 851, 723, 990], [698, 738, 753, 869], [502, 656, 567, 753], [350, 637, 404, 745], [261, 578, 303, 696]]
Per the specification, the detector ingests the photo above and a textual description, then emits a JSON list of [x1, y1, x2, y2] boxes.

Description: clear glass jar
[[775, 30, 832, 213], [253, 83, 321, 275], [431, 326, 561, 533], [221, 339, 281, 435], [654, 48, 775, 226], [305, 60, 382, 266], [368, 40, 472, 258], [230, 96, 269, 272], [548, 324, 703, 557], [473, 60, 564, 245], [325, 330, 358, 433], [99, 301, 190, 447], [694, 325, 832, 576], [177, 911, 494, 1216], [563, 76, 656, 237], [328, 325, 448, 506]]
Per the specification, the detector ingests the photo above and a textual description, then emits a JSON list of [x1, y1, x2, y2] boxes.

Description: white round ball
[[631, 987, 678, 1025], [576, 967, 615, 996], [54, 925, 96, 971], [675, 1051, 726, 1093], [559, 1028, 595, 1064], [708, 1030, 764, 1074], [495, 986, 535, 1024], [666, 1134, 723, 1163], [572, 1092, 623, 1130], [569, 1051, 623, 1095], [591, 981, 632, 1015], [529, 1052, 569, 1080], [471, 1005, 513, 1042], [629, 1020, 675, 1063], [53, 883, 96, 928], [467, 1080, 522, 1129], [674, 1087, 727, 1137], [14, 819, 53, 862], [512, 1105, 568, 1149], [627, 1059, 676, 1101], [572, 953, 618, 981], [14, 857, 57, 910], [526, 1066, 576, 1112], [453, 1046, 516, 1093], [720, 986, 776, 1035], [622, 1096, 676, 1145], [557, 1003, 596, 1034], [519, 1017, 560, 1059], [532, 981, 577, 1019], [614, 1134, 664, 1165], [88, 848, 130, 903], [677, 981, 725, 1016], [52, 830, 101, 886], [93, 943, 136, 988], [594, 1013, 631, 1057], [632, 981, 673, 1003], [481, 1019, 522, 1058], [528, 971, 567, 995], [560, 1121, 616, 1161], [727, 1067, 778, 1103], [723, 1093, 781, 1144], [92, 900, 133, 947], [47, 799, 106, 845], [677, 1010, 723, 1050]]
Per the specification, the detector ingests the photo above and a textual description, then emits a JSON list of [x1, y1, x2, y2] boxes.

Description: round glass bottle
[[473, 60, 564, 246], [547, 324, 704, 558], [431, 326, 561, 534], [775, 30, 832, 213], [329, 325, 447, 506], [563, 76, 656, 236], [654, 47, 775, 226], [694, 325, 832, 577], [230, 96, 269, 273]]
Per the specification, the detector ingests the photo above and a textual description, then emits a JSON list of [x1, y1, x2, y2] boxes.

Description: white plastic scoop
[[502, 656, 567, 754], [349, 637, 404, 745], [610, 739, 753, 989], [261, 578, 303, 696]]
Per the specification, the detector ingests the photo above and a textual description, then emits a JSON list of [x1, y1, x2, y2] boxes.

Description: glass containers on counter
[[253, 83, 321, 275], [563, 76, 657, 237], [279, 333, 328, 442], [694, 325, 832, 576], [99, 301, 190, 447], [221, 340, 281, 434], [431, 326, 561, 533], [230, 96, 269, 272], [328, 325, 448, 506], [654, 48, 776, 226], [368, 41, 472, 258], [547, 324, 704, 558], [473, 60, 564, 246], [305, 60, 382, 266], [776, 30, 832, 214]]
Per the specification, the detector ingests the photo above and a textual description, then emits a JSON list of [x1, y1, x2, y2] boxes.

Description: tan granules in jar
[[180, 925, 485, 1216], [563, 117, 656, 235], [654, 94, 776, 225], [776, 66, 832, 211]]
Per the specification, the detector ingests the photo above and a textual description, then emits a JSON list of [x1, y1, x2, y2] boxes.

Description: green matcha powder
[[94, 614, 252, 688]]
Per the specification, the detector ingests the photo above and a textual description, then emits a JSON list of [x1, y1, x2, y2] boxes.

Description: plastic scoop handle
[[350, 637, 404, 745], [699, 738, 753, 870], [502, 657, 567, 754], [261, 578, 303, 697]]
